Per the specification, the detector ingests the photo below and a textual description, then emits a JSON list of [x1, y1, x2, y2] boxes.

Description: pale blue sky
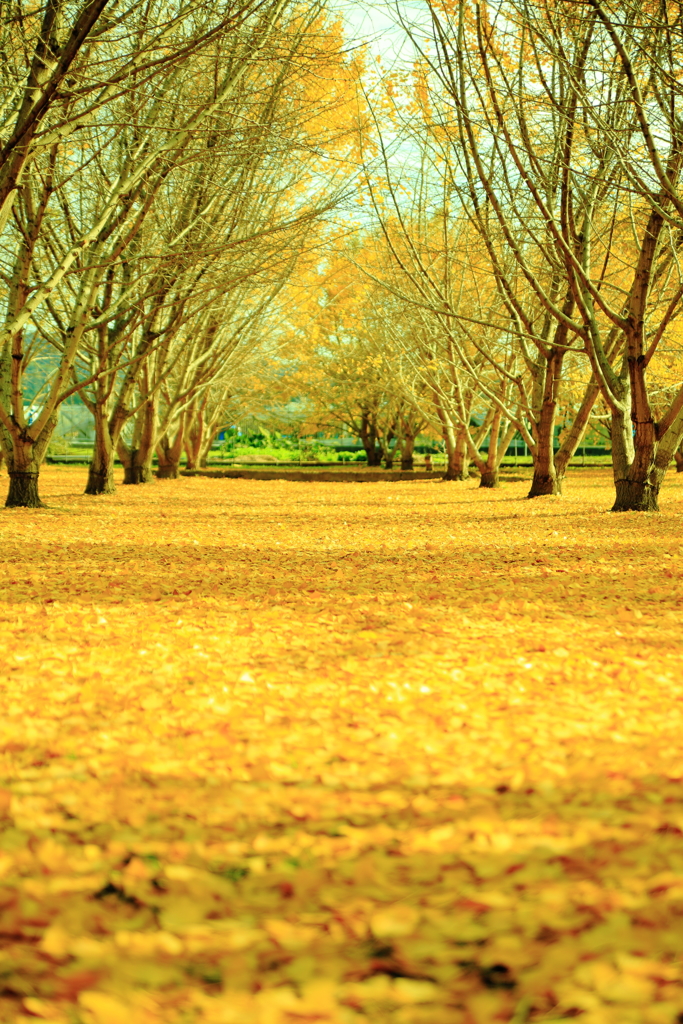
[[336, 1, 420, 65]]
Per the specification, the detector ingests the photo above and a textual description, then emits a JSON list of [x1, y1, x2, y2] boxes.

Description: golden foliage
[[1, 467, 683, 1023]]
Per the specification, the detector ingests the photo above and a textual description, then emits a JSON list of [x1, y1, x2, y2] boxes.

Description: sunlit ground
[[1, 467, 682, 1024]]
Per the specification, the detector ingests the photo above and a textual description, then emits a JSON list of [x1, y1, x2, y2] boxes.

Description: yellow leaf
[[264, 918, 317, 950], [77, 991, 130, 1024], [39, 925, 70, 960], [370, 904, 420, 939]]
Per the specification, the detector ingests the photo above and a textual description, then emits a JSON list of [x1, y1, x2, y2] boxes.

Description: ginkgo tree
[[292, 245, 432, 468], [0, 0, 362, 506], [397, 0, 683, 511], [360, 39, 611, 498], [0, 0, 292, 506]]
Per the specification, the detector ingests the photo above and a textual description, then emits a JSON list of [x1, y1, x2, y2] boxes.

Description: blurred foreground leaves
[[1, 468, 683, 1023]]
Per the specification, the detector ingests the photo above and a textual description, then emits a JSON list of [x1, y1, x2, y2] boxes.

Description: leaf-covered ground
[[1, 468, 683, 1024]]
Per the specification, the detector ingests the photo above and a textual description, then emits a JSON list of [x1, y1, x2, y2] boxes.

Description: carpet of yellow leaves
[[1, 467, 683, 1024]]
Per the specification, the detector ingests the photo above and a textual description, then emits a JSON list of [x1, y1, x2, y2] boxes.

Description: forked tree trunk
[[85, 406, 116, 495], [613, 475, 660, 512], [6, 467, 43, 507], [476, 408, 507, 488], [197, 425, 221, 468], [157, 439, 183, 477], [430, 393, 468, 480], [528, 463, 561, 497], [85, 459, 115, 494], [479, 468, 499, 488], [3, 420, 56, 508], [156, 415, 185, 480], [555, 381, 600, 484], [603, 206, 672, 512], [360, 411, 382, 466], [401, 431, 416, 470], [118, 399, 157, 486], [184, 404, 205, 471], [609, 400, 660, 512], [443, 424, 469, 480], [382, 423, 398, 469], [198, 427, 217, 468], [527, 350, 564, 498], [121, 458, 155, 485], [466, 406, 515, 489], [605, 339, 666, 512]]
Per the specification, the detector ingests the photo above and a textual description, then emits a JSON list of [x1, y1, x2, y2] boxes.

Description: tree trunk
[[608, 359, 660, 512], [85, 462, 115, 494], [381, 423, 398, 469], [608, 400, 660, 511], [184, 404, 206, 471], [476, 407, 506, 488], [85, 407, 116, 495], [197, 424, 221, 468], [360, 411, 382, 466], [555, 381, 600, 480], [6, 468, 44, 507], [156, 418, 185, 480], [612, 475, 660, 512], [479, 468, 499, 488], [527, 465, 562, 497], [609, 404, 683, 510], [119, 444, 155, 484], [122, 458, 154, 485], [527, 350, 564, 498], [401, 430, 416, 470], [118, 399, 157, 485], [443, 425, 469, 480], [2, 419, 56, 508]]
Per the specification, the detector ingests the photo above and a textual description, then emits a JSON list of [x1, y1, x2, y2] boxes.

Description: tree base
[[156, 464, 180, 479], [123, 465, 154, 485], [85, 465, 115, 495], [479, 470, 499, 488], [6, 471, 45, 508], [401, 457, 414, 471], [611, 478, 659, 512], [527, 471, 562, 497], [443, 469, 469, 481]]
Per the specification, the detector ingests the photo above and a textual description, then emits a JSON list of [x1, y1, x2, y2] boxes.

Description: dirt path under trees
[[1, 468, 682, 1023]]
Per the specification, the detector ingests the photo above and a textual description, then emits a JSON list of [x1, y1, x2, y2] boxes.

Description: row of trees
[[297, 0, 683, 512], [0, 0, 361, 506], [5, 0, 683, 514], [399, 0, 683, 512]]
